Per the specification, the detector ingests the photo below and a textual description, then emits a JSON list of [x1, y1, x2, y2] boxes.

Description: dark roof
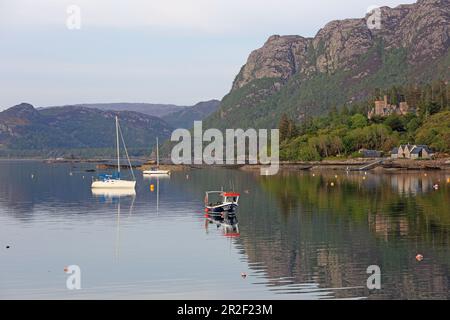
[[362, 150, 381, 157], [398, 144, 433, 154], [399, 144, 413, 151], [416, 145, 434, 153]]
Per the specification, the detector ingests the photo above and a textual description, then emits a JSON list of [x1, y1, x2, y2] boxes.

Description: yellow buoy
[[330, 182, 335, 187], [150, 184, 155, 192]]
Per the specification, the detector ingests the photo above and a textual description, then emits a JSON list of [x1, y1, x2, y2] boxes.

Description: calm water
[[1, 160, 450, 299]]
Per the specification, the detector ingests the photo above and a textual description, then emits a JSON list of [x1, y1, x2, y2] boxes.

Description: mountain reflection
[[234, 170, 450, 299], [1, 161, 450, 299]]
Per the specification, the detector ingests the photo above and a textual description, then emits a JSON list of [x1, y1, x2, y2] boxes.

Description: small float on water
[[204, 191, 240, 214]]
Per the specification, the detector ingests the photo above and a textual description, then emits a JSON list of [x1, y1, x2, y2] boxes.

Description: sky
[[0, 0, 416, 109]]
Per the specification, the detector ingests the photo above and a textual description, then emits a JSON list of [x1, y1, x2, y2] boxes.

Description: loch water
[[1, 160, 449, 299]]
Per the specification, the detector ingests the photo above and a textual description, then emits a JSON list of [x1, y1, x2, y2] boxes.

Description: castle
[[367, 95, 410, 119]]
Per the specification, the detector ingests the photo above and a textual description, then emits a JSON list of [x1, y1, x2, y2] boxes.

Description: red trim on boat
[[224, 233, 240, 237], [223, 192, 240, 197]]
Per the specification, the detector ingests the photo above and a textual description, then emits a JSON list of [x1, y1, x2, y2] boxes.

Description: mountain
[[205, 0, 450, 130], [161, 99, 221, 129], [53, 100, 221, 129], [52, 103, 186, 117], [0, 103, 173, 157]]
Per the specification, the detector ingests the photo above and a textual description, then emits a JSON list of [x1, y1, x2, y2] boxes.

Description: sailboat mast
[[156, 137, 159, 166], [116, 116, 120, 176]]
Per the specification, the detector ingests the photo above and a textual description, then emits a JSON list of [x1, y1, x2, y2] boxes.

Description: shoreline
[[1, 157, 449, 172]]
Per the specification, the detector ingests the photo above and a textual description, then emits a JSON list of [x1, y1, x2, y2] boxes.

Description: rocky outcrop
[[232, 0, 449, 89], [232, 35, 310, 89], [205, 0, 449, 130]]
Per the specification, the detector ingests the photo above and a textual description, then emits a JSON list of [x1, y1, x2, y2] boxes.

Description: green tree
[[279, 113, 290, 142], [350, 114, 367, 129], [384, 114, 405, 132], [416, 111, 450, 152]]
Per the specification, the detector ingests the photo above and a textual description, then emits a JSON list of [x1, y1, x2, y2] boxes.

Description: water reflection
[[91, 187, 136, 263], [1, 160, 450, 299], [240, 170, 450, 299], [205, 212, 240, 237], [91, 188, 136, 199]]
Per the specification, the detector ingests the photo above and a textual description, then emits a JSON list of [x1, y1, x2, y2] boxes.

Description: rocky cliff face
[[212, 0, 449, 129], [232, 35, 310, 90], [234, 0, 448, 88]]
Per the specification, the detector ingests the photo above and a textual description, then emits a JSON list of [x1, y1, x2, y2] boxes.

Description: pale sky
[[0, 0, 416, 109]]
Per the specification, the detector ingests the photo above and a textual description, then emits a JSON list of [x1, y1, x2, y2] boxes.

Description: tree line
[[279, 81, 450, 161]]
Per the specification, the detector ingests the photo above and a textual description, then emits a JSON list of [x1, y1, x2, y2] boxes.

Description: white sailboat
[[143, 137, 170, 175], [91, 116, 136, 189]]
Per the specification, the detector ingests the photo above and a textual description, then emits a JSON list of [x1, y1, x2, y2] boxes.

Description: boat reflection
[[205, 212, 240, 237], [92, 188, 136, 261], [143, 173, 170, 180], [91, 188, 136, 199]]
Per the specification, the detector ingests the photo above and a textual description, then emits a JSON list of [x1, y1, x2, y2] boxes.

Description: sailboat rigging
[[143, 137, 170, 175], [91, 116, 136, 189]]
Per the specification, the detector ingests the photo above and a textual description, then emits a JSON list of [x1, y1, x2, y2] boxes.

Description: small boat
[[204, 191, 240, 213], [143, 137, 170, 175], [91, 116, 136, 189]]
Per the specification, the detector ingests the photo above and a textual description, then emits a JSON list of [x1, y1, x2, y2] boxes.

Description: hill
[[161, 99, 220, 129], [0, 103, 172, 158], [52, 102, 186, 117], [204, 0, 450, 130]]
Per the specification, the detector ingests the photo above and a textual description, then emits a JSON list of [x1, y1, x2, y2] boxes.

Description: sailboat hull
[[91, 180, 136, 189], [143, 170, 170, 175]]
